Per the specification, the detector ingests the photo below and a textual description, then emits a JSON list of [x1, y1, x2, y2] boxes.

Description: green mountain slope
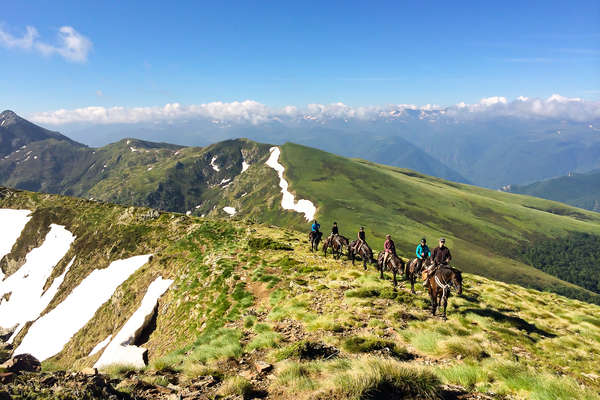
[[206, 143, 600, 303], [507, 169, 600, 212], [0, 188, 599, 399], [2, 113, 600, 302], [0, 110, 82, 157]]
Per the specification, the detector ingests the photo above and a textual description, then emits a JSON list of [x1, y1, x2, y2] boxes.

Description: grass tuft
[[218, 376, 254, 398], [330, 356, 441, 400]]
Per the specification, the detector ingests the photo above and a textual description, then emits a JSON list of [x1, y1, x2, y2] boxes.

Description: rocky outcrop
[[0, 353, 41, 373]]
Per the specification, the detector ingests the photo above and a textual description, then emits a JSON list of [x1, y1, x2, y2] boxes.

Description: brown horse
[[406, 256, 434, 294], [308, 231, 322, 252], [424, 265, 463, 320], [323, 235, 349, 259], [349, 240, 376, 270], [376, 251, 405, 289]]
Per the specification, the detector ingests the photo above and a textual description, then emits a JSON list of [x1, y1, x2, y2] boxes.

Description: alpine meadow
[[2, 1, 600, 399]]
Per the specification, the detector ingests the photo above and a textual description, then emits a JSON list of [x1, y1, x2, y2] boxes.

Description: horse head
[[451, 268, 463, 295]]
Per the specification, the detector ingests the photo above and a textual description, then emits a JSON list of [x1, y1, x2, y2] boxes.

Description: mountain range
[[2, 110, 600, 398], [1, 110, 600, 303], [505, 169, 600, 212], [43, 104, 600, 188]]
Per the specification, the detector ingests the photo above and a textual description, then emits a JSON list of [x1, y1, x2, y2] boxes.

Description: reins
[[434, 274, 452, 299]]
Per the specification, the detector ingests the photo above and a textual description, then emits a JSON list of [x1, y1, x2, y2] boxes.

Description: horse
[[323, 235, 349, 259], [308, 231, 322, 252], [423, 265, 462, 320], [406, 256, 434, 294], [376, 251, 405, 289], [348, 240, 376, 270]]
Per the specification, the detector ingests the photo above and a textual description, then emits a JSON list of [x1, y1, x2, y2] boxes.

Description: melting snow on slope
[[242, 161, 250, 173], [94, 276, 173, 369], [265, 147, 316, 221], [0, 224, 76, 341], [0, 209, 32, 280], [220, 178, 231, 185], [88, 335, 112, 357], [210, 156, 220, 171], [14, 255, 152, 361], [223, 207, 236, 216]]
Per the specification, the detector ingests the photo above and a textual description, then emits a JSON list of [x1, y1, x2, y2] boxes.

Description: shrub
[[248, 237, 292, 251]]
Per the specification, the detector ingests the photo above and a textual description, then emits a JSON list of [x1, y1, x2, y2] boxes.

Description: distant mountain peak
[[0, 110, 19, 126]]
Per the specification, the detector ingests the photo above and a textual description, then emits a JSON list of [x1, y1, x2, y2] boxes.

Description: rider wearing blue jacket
[[312, 220, 320, 232], [416, 238, 431, 270]]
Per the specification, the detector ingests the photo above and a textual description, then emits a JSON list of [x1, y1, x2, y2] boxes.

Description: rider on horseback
[[424, 238, 452, 287], [312, 220, 321, 234], [352, 226, 366, 253], [416, 238, 431, 271], [383, 234, 396, 267], [328, 221, 339, 241]]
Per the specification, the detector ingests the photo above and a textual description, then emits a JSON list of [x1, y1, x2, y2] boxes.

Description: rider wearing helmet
[[312, 220, 321, 233], [330, 221, 339, 238], [353, 226, 366, 252], [416, 238, 431, 271]]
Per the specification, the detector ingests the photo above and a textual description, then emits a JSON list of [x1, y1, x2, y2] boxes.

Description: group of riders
[[311, 220, 452, 286]]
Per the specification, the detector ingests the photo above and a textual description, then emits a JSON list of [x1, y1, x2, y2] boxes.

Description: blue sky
[[1, 0, 599, 114]]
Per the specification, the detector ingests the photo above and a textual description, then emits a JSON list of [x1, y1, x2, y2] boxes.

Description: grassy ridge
[[509, 169, 600, 212], [276, 143, 600, 303], [1, 188, 599, 399]]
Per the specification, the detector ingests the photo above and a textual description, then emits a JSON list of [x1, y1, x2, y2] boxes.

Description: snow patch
[[242, 161, 250, 173], [265, 147, 316, 221], [220, 178, 231, 185], [89, 335, 112, 357], [223, 207, 236, 216], [186, 210, 192, 216], [210, 156, 220, 171], [0, 225, 75, 341], [147, 167, 153, 171], [130, 146, 137, 152], [14, 255, 152, 361], [0, 209, 32, 280], [94, 276, 173, 369]]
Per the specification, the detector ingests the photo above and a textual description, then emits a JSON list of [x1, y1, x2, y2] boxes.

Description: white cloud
[[29, 94, 600, 125], [479, 96, 507, 106], [0, 24, 91, 63], [0, 25, 38, 48]]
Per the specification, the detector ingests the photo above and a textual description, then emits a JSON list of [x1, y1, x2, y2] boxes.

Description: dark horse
[[376, 251, 405, 289], [323, 235, 349, 259], [424, 265, 462, 320], [348, 240, 376, 270], [405, 256, 434, 294], [308, 231, 322, 252]]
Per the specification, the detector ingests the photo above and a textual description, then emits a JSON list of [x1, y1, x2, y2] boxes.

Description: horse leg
[[430, 286, 437, 316], [393, 270, 397, 290], [379, 263, 384, 279], [442, 292, 448, 321], [411, 274, 416, 294]]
